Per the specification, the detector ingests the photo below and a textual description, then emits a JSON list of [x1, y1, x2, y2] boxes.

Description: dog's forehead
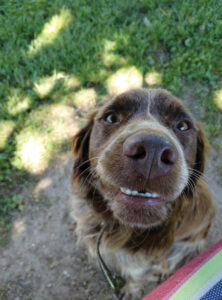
[[105, 89, 150, 113], [149, 89, 191, 119], [100, 88, 188, 118]]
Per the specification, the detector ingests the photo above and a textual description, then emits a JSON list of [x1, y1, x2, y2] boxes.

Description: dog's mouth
[[117, 187, 166, 210], [97, 178, 172, 227], [110, 186, 168, 227], [120, 187, 160, 198]]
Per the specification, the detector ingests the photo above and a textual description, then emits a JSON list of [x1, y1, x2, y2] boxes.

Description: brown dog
[[71, 88, 215, 299]]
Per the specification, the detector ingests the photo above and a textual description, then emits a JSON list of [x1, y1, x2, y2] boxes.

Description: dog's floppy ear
[[184, 122, 209, 195], [72, 114, 95, 156], [195, 122, 209, 174], [72, 111, 97, 182]]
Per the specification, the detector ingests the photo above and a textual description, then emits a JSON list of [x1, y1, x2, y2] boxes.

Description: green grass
[[0, 194, 24, 245], [0, 0, 222, 227]]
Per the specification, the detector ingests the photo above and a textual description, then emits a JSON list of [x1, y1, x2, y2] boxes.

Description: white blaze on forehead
[[97, 120, 189, 200]]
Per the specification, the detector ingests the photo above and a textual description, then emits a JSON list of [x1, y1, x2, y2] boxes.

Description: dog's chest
[[100, 248, 163, 281], [72, 194, 203, 282], [99, 239, 204, 283]]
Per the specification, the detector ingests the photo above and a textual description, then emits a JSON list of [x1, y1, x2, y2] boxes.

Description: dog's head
[[72, 89, 207, 229]]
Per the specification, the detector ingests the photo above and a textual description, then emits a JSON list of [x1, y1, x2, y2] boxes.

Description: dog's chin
[[110, 190, 170, 229], [97, 177, 182, 229]]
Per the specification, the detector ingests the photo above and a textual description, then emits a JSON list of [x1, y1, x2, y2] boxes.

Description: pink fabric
[[143, 239, 222, 300]]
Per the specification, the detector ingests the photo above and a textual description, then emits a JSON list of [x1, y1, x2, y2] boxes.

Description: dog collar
[[96, 224, 125, 300]]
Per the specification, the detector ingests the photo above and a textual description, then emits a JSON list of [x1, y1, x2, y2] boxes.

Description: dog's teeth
[[151, 193, 159, 198], [145, 192, 152, 197], [120, 187, 160, 198], [120, 187, 129, 194]]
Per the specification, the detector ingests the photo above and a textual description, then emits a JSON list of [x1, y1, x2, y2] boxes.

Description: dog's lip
[[116, 189, 166, 210]]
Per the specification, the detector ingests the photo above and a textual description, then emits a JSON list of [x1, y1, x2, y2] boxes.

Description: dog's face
[[73, 89, 207, 229]]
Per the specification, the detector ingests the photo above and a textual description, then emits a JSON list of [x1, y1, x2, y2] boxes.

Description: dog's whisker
[[187, 167, 209, 181], [78, 168, 97, 192], [74, 156, 100, 169], [76, 163, 98, 181]]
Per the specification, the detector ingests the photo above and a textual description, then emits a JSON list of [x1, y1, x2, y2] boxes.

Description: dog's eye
[[177, 121, 189, 131], [104, 113, 118, 124]]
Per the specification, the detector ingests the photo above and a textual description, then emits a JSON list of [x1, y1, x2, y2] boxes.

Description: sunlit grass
[[15, 133, 49, 174], [29, 8, 73, 54], [72, 88, 97, 111], [34, 74, 57, 98], [106, 66, 143, 95], [34, 72, 80, 98], [0, 121, 15, 149], [102, 40, 127, 67], [213, 89, 222, 110], [63, 75, 80, 89], [7, 89, 31, 116], [47, 103, 78, 140], [145, 71, 162, 86], [12, 103, 78, 174]]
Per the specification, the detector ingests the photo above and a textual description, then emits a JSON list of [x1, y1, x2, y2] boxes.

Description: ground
[[0, 153, 112, 300]]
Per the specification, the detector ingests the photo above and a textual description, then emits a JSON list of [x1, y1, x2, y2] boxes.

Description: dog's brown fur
[[71, 88, 215, 298]]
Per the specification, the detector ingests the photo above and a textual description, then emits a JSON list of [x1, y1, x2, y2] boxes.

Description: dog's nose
[[123, 133, 178, 179]]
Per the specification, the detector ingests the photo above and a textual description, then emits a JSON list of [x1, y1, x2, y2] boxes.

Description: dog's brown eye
[[105, 113, 118, 124], [177, 121, 189, 131]]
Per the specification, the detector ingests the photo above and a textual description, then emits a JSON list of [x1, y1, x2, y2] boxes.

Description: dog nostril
[[131, 145, 146, 159], [160, 148, 177, 165], [124, 143, 146, 160]]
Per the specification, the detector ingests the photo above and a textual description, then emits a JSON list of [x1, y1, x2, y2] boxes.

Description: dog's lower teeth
[[125, 189, 132, 195], [120, 187, 159, 198], [145, 192, 152, 197]]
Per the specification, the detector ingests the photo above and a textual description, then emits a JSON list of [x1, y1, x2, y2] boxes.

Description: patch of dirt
[[0, 151, 221, 300], [0, 154, 111, 300]]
